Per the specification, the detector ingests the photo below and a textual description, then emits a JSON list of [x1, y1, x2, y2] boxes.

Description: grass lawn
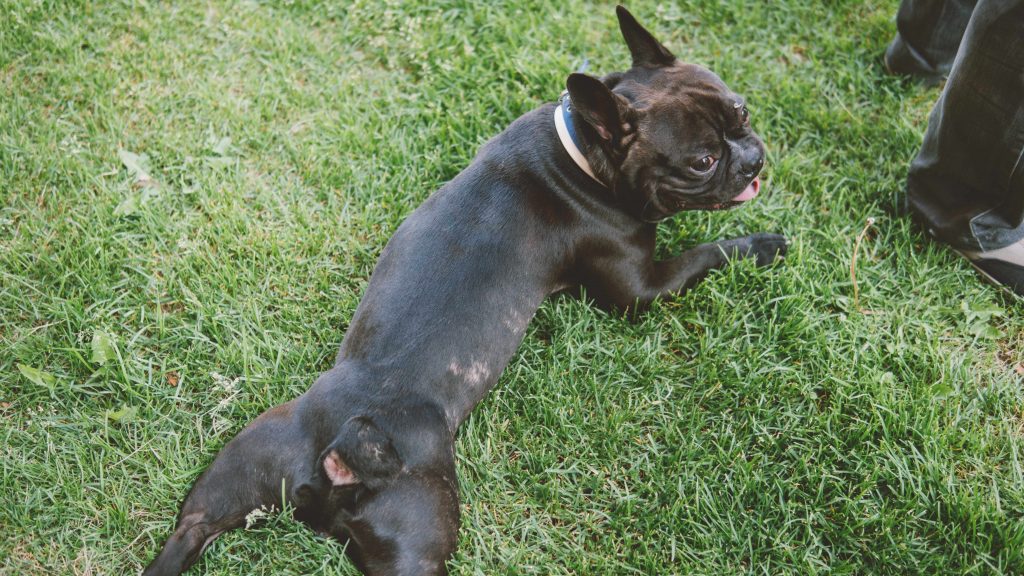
[[2, 0, 1023, 574]]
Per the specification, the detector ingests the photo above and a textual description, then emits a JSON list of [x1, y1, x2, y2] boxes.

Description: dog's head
[[567, 6, 765, 221], [295, 405, 458, 570]]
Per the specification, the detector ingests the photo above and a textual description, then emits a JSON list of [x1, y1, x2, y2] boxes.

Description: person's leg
[[905, 0, 1024, 294], [885, 0, 978, 82]]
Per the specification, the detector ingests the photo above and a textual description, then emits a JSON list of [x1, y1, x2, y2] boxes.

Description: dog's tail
[[142, 400, 312, 576]]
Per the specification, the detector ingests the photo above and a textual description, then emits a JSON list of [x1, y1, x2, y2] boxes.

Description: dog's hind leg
[[143, 401, 313, 576]]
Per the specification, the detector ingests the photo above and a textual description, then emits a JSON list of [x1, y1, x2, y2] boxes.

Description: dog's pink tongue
[[732, 177, 760, 202]]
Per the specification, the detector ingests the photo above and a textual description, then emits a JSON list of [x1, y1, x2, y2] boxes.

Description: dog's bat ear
[[323, 450, 359, 486], [320, 416, 402, 490], [616, 5, 676, 68], [566, 72, 633, 143]]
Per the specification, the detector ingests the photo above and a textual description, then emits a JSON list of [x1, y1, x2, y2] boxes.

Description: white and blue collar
[[554, 93, 603, 185]]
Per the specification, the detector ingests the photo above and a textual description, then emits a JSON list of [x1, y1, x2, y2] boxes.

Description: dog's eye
[[691, 155, 717, 173], [740, 106, 750, 125]]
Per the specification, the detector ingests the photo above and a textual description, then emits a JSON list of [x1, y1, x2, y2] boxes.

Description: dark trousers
[[894, 0, 1024, 251]]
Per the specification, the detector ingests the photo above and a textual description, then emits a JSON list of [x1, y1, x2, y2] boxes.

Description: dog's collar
[[554, 93, 603, 186]]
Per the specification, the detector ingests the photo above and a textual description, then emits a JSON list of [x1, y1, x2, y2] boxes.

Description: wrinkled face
[[614, 65, 765, 220], [565, 6, 767, 222]]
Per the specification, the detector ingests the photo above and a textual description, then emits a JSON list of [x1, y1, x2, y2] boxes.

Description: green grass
[[2, 0, 1022, 574]]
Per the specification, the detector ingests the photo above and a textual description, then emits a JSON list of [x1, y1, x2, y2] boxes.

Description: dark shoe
[[955, 241, 1024, 297], [884, 34, 946, 86]]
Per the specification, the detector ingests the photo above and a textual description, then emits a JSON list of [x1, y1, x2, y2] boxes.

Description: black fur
[[143, 6, 785, 575]]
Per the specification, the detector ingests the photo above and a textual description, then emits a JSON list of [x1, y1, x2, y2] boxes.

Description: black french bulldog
[[143, 6, 786, 575]]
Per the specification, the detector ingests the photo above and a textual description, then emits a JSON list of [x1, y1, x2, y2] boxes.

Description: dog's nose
[[740, 154, 764, 178]]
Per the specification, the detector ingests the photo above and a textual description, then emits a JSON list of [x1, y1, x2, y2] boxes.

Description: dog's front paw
[[749, 233, 788, 266], [726, 233, 788, 266]]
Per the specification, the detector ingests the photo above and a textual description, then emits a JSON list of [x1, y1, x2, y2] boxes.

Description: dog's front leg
[[582, 233, 787, 310]]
